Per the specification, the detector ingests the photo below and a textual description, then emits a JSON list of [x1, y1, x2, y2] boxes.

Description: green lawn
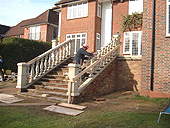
[[0, 95, 169, 128]]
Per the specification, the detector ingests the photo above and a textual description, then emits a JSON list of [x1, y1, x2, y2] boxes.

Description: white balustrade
[[68, 35, 121, 103], [17, 39, 75, 91]]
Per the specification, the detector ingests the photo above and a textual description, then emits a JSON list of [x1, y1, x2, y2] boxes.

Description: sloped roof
[[4, 9, 59, 37], [23, 9, 59, 27], [4, 19, 32, 37], [0, 25, 11, 35], [55, 0, 81, 6]]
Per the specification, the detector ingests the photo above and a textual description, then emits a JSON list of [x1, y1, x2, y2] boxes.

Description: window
[[166, 0, 170, 36], [66, 33, 87, 53], [96, 33, 100, 50], [30, 26, 40, 40], [123, 31, 142, 56], [129, 0, 143, 15], [52, 26, 58, 40], [97, 2, 101, 17], [67, 2, 88, 19]]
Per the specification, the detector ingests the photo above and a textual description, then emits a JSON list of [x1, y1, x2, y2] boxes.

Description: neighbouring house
[[0, 24, 11, 41], [140, 0, 170, 98], [4, 9, 59, 42], [0, 24, 11, 36], [53, 0, 143, 91]]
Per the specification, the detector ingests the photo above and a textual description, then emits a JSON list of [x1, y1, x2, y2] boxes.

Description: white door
[[101, 2, 112, 47]]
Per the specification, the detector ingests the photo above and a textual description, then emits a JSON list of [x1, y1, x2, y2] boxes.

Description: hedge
[[0, 37, 51, 72]]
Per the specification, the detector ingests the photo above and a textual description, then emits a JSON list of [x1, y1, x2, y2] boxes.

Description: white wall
[[101, 2, 112, 47]]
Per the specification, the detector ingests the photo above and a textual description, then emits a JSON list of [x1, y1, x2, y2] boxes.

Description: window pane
[[81, 38, 86, 46], [76, 39, 80, 52], [132, 33, 139, 55], [124, 37, 130, 52]]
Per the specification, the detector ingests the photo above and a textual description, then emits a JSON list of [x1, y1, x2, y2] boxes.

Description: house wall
[[40, 24, 48, 42], [113, 0, 129, 56], [60, 0, 98, 53], [73, 57, 141, 103], [140, 0, 170, 98]]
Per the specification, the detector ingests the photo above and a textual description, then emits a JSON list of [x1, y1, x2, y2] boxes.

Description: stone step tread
[[28, 89, 67, 96], [41, 78, 68, 81], [34, 85, 68, 90], [44, 86, 68, 91], [17, 92, 67, 103], [46, 74, 66, 78], [36, 81, 68, 86], [58, 103, 87, 110]]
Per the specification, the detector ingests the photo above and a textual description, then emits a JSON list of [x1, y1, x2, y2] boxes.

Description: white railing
[[67, 35, 121, 103], [16, 39, 75, 91]]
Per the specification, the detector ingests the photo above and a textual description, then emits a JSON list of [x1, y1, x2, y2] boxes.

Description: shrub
[[0, 37, 51, 72]]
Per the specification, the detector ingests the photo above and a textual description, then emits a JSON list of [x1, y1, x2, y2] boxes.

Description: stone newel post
[[67, 63, 80, 103], [16, 63, 27, 92]]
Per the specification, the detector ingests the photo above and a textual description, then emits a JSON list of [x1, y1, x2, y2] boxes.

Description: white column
[[52, 39, 57, 49], [16, 63, 27, 92], [67, 63, 80, 103]]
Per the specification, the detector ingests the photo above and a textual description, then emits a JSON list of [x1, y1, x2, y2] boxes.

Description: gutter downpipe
[[150, 0, 155, 91], [110, 0, 113, 37]]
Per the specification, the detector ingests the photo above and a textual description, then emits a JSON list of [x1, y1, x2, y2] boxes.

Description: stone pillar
[[16, 63, 27, 92], [67, 63, 80, 103], [52, 39, 57, 49]]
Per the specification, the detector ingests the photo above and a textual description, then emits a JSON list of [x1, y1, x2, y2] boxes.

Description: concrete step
[[45, 74, 66, 80], [17, 92, 67, 103], [36, 81, 68, 88], [28, 89, 67, 97], [41, 78, 68, 84]]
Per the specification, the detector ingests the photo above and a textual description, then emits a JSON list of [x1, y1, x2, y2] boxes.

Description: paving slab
[[43, 105, 84, 116], [58, 103, 87, 110], [0, 93, 23, 104]]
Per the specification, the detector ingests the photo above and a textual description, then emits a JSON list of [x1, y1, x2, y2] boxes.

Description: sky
[[0, 0, 59, 27]]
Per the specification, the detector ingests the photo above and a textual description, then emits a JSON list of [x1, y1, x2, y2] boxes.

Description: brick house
[[53, 0, 143, 91], [140, 0, 170, 98], [4, 9, 59, 42]]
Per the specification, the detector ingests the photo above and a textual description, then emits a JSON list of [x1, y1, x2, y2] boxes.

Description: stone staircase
[[18, 58, 73, 103]]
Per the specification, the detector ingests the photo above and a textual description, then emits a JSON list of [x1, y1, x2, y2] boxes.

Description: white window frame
[[166, 0, 170, 36], [123, 31, 142, 56], [66, 33, 87, 53], [129, 0, 143, 15], [97, 2, 101, 17], [30, 26, 40, 40], [67, 2, 88, 19], [96, 33, 100, 50]]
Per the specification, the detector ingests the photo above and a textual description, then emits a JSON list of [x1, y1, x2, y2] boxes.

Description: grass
[[0, 95, 170, 128]]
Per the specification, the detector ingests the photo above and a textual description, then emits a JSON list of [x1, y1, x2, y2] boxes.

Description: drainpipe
[[110, 0, 113, 37], [150, 0, 155, 91]]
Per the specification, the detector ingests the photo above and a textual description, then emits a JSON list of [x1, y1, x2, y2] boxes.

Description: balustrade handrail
[[27, 39, 74, 65], [70, 42, 122, 82]]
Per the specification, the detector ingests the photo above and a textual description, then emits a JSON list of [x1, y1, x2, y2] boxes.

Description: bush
[[0, 37, 51, 72]]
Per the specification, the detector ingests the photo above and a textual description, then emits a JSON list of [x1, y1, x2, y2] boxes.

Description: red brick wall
[[40, 24, 48, 42], [117, 58, 141, 92], [140, 0, 170, 98], [113, 0, 129, 56], [60, 0, 99, 53], [73, 57, 142, 103]]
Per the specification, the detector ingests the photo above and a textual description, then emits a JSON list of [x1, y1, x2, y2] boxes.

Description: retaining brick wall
[[140, 0, 170, 98], [73, 57, 141, 103]]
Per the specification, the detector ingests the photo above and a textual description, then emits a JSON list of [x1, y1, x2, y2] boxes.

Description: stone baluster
[[39, 58, 44, 75], [48, 54, 52, 70], [52, 50, 56, 67], [97, 50, 101, 59], [35, 60, 39, 78], [30, 63, 35, 82], [44, 56, 48, 72], [56, 49, 59, 64]]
